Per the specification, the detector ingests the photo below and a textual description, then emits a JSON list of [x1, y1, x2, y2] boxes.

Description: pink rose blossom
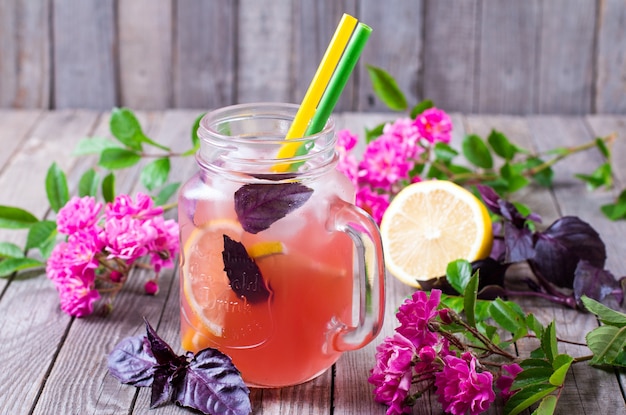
[[146, 216, 180, 272], [57, 269, 100, 317], [337, 129, 358, 152], [105, 193, 162, 220], [383, 117, 421, 159], [56, 196, 102, 235], [434, 355, 496, 415], [337, 153, 359, 186], [46, 234, 100, 283], [396, 289, 442, 348], [356, 186, 390, 225], [369, 332, 416, 415], [358, 134, 414, 191], [144, 279, 159, 296], [496, 363, 523, 401], [102, 216, 156, 261], [414, 108, 453, 144]]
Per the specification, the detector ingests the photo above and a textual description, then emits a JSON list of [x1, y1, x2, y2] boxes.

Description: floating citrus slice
[[380, 180, 493, 287]]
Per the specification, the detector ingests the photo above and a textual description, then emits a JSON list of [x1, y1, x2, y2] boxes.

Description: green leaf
[[0, 242, 24, 258], [463, 272, 479, 328], [366, 65, 408, 111], [0, 257, 44, 278], [526, 313, 545, 338], [586, 325, 626, 367], [98, 148, 141, 170], [154, 182, 180, 206], [410, 99, 434, 118], [445, 259, 473, 294], [25, 220, 57, 251], [462, 134, 493, 169], [102, 172, 116, 203], [433, 142, 459, 162], [596, 137, 611, 159], [109, 107, 144, 151], [73, 136, 121, 155], [549, 354, 573, 386], [582, 295, 626, 326], [504, 384, 557, 415], [512, 366, 552, 389], [78, 168, 100, 197], [500, 162, 530, 193], [541, 321, 558, 363], [365, 123, 386, 144], [525, 157, 554, 187], [489, 298, 527, 339], [531, 395, 558, 415], [140, 157, 170, 191], [487, 130, 518, 160], [600, 189, 626, 220], [45, 162, 70, 213], [0, 206, 39, 229], [185, 112, 205, 154], [575, 162, 612, 190]]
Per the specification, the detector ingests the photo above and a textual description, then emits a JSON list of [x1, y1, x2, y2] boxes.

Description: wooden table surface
[[1, 109, 626, 414]]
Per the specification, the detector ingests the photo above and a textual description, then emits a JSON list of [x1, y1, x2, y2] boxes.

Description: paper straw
[[273, 14, 358, 171], [304, 23, 372, 136]]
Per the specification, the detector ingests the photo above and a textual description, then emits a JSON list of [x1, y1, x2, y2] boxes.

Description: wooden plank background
[[2, 0, 626, 114]]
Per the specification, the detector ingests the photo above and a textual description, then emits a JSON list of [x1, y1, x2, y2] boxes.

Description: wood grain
[[52, 0, 117, 109], [595, 0, 626, 114]]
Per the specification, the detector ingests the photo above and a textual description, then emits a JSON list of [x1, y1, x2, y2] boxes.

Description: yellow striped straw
[[273, 13, 358, 172]]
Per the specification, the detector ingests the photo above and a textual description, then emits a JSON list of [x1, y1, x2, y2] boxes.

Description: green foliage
[[140, 158, 170, 191], [366, 65, 408, 111], [582, 296, 626, 367], [0, 206, 38, 229], [78, 168, 99, 197], [25, 220, 57, 259], [462, 134, 494, 169], [45, 162, 69, 213]]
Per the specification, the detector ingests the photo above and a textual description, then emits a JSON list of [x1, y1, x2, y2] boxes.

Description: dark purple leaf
[[530, 216, 606, 288], [145, 318, 179, 365], [107, 334, 157, 387], [573, 260, 624, 311], [504, 222, 535, 263], [234, 183, 313, 234], [174, 348, 251, 415], [222, 235, 270, 303], [151, 368, 176, 408], [472, 257, 510, 290], [477, 184, 501, 215]]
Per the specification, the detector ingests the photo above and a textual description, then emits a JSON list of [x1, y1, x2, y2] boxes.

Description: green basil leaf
[[154, 182, 181, 206], [365, 64, 408, 111], [596, 137, 611, 159], [102, 172, 116, 203], [98, 148, 141, 170], [504, 384, 557, 415], [463, 272, 479, 328], [73, 136, 121, 155], [0, 242, 24, 259], [434, 142, 458, 162], [488, 298, 527, 340], [575, 162, 612, 190], [109, 107, 144, 151], [0, 206, 39, 229], [140, 157, 171, 191], [0, 257, 44, 278], [487, 130, 518, 160], [45, 162, 69, 213], [78, 168, 100, 197], [462, 134, 493, 169]]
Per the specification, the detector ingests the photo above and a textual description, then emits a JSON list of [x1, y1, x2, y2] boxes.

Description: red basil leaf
[[107, 334, 157, 387], [504, 222, 535, 263], [150, 368, 175, 409], [234, 183, 313, 234], [145, 317, 179, 365], [531, 216, 606, 288], [573, 261, 624, 311], [174, 348, 251, 415], [222, 235, 270, 303]]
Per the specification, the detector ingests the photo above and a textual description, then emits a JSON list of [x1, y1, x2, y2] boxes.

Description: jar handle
[[328, 198, 386, 351]]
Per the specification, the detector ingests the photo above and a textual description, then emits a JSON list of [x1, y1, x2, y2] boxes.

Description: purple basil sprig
[[107, 318, 251, 415], [222, 234, 271, 303], [473, 185, 625, 311], [234, 183, 313, 234]]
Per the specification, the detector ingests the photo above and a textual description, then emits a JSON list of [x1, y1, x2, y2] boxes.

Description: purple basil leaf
[[145, 318, 180, 365], [530, 216, 606, 288], [174, 348, 251, 415], [107, 334, 157, 387], [222, 235, 270, 303], [150, 368, 176, 409], [234, 183, 313, 234], [476, 184, 501, 215], [472, 257, 509, 290], [504, 221, 535, 263], [573, 260, 624, 311]]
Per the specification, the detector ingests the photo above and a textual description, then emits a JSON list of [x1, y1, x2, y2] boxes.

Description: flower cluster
[[46, 193, 179, 317], [369, 289, 521, 415], [337, 108, 452, 224]]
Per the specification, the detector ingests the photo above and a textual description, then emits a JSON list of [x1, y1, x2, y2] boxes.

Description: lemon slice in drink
[[380, 180, 493, 287]]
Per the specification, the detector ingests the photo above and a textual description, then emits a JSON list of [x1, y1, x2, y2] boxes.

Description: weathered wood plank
[[358, 0, 422, 112], [52, 0, 117, 109], [174, 0, 236, 109], [477, 2, 540, 114], [237, 0, 293, 104], [0, 110, 101, 415], [595, 0, 626, 114], [537, 1, 595, 114], [0, 0, 50, 108], [118, 0, 173, 109], [422, 0, 479, 112]]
